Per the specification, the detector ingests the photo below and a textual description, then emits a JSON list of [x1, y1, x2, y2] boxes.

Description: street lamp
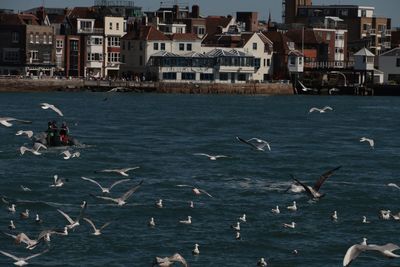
[[329, 71, 347, 87]]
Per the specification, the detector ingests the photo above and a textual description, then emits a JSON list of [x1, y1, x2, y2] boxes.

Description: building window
[[182, 72, 195, 80], [116, 22, 119, 30], [289, 56, 296, 65], [161, 43, 165, 50], [139, 55, 143, 66], [253, 43, 257, 50], [48, 35, 52, 44], [267, 58, 271, 66], [87, 53, 103, 61], [90, 37, 102, 45], [56, 54, 62, 67], [12, 32, 19, 43], [109, 22, 113, 30], [123, 22, 127, 32], [254, 58, 261, 68], [122, 41, 125, 50], [107, 36, 120, 47], [238, 73, 246, 81], [326, 33, 331, 41], [299, 57, 303, 65], [219, 73, 228, 81], [200, 73, 213, 80], [30, 33, 33, 43], [70, 40, 78, 51], [121, 55, 125, 63], [176, 27, 183, 33], [3, 49, 20, 62], [163, 72, 177, 80], [397, 58, 400, 67], [154, 43, 159, 50], [43, 34, 47, 44], [139, 41, 143, 51], [36, 33, 39, 43], [195, 26, 205, 35], [186, 43, 192, 51], [179, 43, 184, 51], [128, 41, 131, 50], [80, 20, 92, 31], [107, 52, 120, 62], [30, 50, 38, 61], [56, 40, 63, 48]]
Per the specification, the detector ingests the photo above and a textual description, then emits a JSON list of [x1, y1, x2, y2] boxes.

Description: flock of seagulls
[[0, 100, 396, 267]]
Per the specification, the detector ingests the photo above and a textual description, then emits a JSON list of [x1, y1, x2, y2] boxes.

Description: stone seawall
[[0, 78, 293, 95]]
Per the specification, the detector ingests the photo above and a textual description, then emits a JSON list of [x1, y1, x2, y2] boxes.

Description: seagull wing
[[33, 142, 47, 152], [91, 194, 119, 203], [176, 184, 194, 188], [109, 179, 131, 190], [323, 106, 333, 111], [313, 166, 342, 191], [343, 244, 367, 267], [194, 153, 211, 157], [77, 201, 87, 221], [292, 176, 313, 198], [57, 209, 75, 224], [24, 249, 49, 261], [81, 177, 105, 191], [0, 120, 13, 127], [367, 243, 400, 255], [170, 253, 188, 267], [199, 189, 213, 198], [309, 107, 320, 113], [12, 119, 32, 124], [0, 250, 20, 261], [236, 137, 260, 150], [97, 169, 116, 173], [120, 167, 140, 173], [100, 221, 112, 231], [121, 180, 143, 201], [49, 105, 63, 117], [83, 218, 97, 231], [61, 150, 71, 159], [3, 232, 17, 240]]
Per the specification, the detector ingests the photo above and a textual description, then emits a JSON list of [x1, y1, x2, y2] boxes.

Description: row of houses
[[0, 0, 400, 84]]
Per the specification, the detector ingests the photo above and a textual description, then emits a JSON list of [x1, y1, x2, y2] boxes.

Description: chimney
[[192, 5, 200, 18]]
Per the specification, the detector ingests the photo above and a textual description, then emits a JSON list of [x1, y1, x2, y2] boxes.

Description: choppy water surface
[[1, 93, 400, 266]]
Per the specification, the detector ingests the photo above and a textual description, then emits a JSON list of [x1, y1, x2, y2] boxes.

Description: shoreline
[[0, 78, 294, 95]]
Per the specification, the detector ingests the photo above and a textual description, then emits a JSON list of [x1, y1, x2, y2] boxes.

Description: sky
[[1, 0, 399, 26]]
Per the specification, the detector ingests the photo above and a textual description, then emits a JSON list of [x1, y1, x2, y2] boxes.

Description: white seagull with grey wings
[[40, 103, 63, 116], [81, 176, 130, 194]]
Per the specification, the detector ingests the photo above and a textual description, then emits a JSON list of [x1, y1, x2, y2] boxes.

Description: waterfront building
[[0, 13, 55, 76], [378, 47, 400, 84], [283, 0, 392, 55], [104, 16, 126, 77]]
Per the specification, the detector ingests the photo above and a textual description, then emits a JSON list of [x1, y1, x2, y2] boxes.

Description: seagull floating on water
[[96, 167, 140, 177], [362, 216, 370, 224], [148, 217, 156, 227], [343, 242, 400, 266], [20, 209, 29, 219], [360, 137, 374, 149], [257, 257, 268, 266], [379, 210, 391, 220], [83, 218, 111, 236], [179, 216, 192, 225], [176, 185, 213, 198], [91, 180, 143, 206], [40, 103, 63, 116], [239, 214, 246, 223], [331, 211, 338, 221], [35, 214, 42, 224], [192, 244, 200, 255], [16, 130, 33, 138], [235, 231, 241, 240], [287, 201, 297, 211], [50, 175, 68, 188], [0, 117, 31, 128], [81, 176, 130, 194], [231, 222, 240, 231], [155, 199, 163, 208], [309, 106, 333, 113], [9, 220, 16, 230], [152, 253, 188, 267], [0, 249, 49, 266], [8, 204, 16, 213], [283, 222, 296, 229], [271, 205, 280, 214], [193, 153, 228, 160], [189, 201, 194, 208], [291, 166, 342, 200], [361, 238, 368, 246], [236, 137, 271, 151], [20, 185, 31, 192]]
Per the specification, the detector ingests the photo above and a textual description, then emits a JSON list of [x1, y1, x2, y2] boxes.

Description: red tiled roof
[[122, 26, 169, 41], [0, 13, 39, 25], [205, 16, 233, 35], [170, 33, 200, 41]]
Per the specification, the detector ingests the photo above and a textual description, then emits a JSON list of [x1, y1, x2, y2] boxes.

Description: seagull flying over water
[[152, 253, 188, 267], [343, 242, 400, 267], [291, 166, 342, 200], [81, 176, 130, 194], [236, 137, 271, 151], [360, 137, 374, 149], [16, 130, 33, 138], [50, 175, 68, 188], [40, 103, 63, 117], [57, 201, 87, 229], [61, 150, 80, 160], [96, 167, 140, 177], [0, 117, 32, 128], [20, 143, 47, 156], [0, 249, 49, 266], [91, 180, 143, 206], [193, 153, 228, 160], [176, 185, 213, 198], [309, 106, 333, 113], [83, 218, 111, 236], [20, 185, 32, 192], [388, 183, 400, 190]]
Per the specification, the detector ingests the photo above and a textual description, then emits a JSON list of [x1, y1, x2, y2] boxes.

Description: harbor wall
[[0, 78, 293, 95]]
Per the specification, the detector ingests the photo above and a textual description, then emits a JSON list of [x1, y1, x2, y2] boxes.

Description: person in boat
[[51, 121, 61, 146], [59, 122, 69, 145]]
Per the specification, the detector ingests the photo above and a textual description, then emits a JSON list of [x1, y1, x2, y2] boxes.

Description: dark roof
[[0, 13, 40, 25], [170, 33, 200, 41], [263, 31, 292, 54], [205, 16, 233, 35], [285, 29, 324, 45], [380, 47, 400, 57], [122, 25, 169, 41]]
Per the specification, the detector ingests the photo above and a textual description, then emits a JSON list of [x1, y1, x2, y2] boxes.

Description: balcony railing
[[304, 61, 354, 69], [78, 28, 104, 34]]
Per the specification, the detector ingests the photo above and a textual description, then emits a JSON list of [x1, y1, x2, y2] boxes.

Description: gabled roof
[[150, 51, 178, 57], [263, 31, 292, 54], [0, 13, 40, 25], [122, 26, 169, 41], [354, 47, 375, 56], [379, 47, 400, 57], [170, 33, 200, 41]]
